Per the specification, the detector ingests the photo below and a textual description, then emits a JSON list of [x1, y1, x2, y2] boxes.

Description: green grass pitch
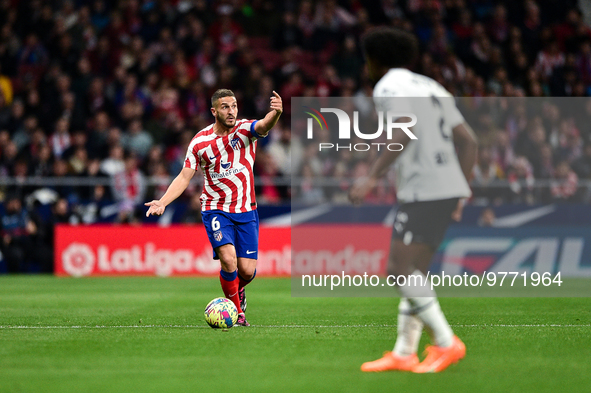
[[1, 276, 590, 393]]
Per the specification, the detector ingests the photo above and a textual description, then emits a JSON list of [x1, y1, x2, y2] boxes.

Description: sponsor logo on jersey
[[221, 161, 231, 170], [210, 166, 246, 179]]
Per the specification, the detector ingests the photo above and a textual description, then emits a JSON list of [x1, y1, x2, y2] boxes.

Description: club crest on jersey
[[231, 137, 243, 150], [214, 230, 223, 241], [221, 161, 231, 170]]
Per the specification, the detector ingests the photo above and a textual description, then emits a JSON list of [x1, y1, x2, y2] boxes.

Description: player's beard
[[218, 114, 236, 129]]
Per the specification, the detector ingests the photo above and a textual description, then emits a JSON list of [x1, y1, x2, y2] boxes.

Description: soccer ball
[[204, 297, 238, 328]]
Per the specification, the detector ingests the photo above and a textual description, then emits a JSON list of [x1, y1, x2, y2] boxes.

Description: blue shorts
[[202, 209, 259, 260]]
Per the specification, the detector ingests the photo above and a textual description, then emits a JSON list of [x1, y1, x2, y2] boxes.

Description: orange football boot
[[412, 335, 466, 373], [361, 352, 419, 372]]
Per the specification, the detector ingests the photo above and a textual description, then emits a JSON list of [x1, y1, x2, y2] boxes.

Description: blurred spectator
[[101, 144, 125, 176], [0, 195, 47, 272], [267, 125, 302, 177], [254, 150, 283, 204], [490, 131, 515, 172], [571, 143, 591, 179], [298, 163, 325, 204], [49, 117, 71, 158], [538, 144, 555, 179], [554, 119, 582, 163], [10, 108, 32, 149], [49, 198, 81, 227], [0, 64, 13, 105], [112, 154, 145, 223], [147, 161, 170, 200], [18, 33, 49, 68], [478, 207, 497, 227], [79, 185, 110, 224], [331, 36, 363, 79], [87, 111, 110, 159], [550, 160, 579, 201], [472, 146, 505, 204], [535, 40, 565, 80], [515, 119, 546, 177], [507, 156, 535, 204], [121, 118, 153, 158], [273, 12, 303, 50], [314, 0, 356, 32]]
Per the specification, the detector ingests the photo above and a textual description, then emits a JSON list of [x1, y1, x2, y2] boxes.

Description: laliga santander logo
[[304, 106, 417, 151], [60, 242, 221, 277], [62, 242, 96, 277]]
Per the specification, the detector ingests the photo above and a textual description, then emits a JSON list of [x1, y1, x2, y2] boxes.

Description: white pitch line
[[0, 324, 589, 330]]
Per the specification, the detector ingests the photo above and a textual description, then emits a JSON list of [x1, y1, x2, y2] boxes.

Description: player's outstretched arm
[[349, 124, 412, 204], [145, 167, 195, 217], [254, 91, 283, 137]]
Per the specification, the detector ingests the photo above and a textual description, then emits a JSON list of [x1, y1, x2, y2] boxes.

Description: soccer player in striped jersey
[[145, 89, 283, 326], [350, 28, 478, 373]]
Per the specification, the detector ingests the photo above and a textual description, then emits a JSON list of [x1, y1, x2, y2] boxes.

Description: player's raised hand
[[348, 177, 377, 205], [145, 200, 165, 217], [270, 91, 283, 115]]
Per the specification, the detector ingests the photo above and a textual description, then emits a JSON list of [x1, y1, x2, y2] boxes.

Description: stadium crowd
[[1, 0, 591, 270]]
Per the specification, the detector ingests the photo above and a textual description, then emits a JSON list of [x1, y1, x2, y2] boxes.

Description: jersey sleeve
[[443, 98, 465, 129], [184, 142, 199, 170], [373, 84, 415, 127], [240, 119, 262, 139], [373, 84, 413, 119]]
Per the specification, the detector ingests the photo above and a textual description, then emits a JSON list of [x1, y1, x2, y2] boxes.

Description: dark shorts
[[392, 198, 459, 249], [202, 209, 259, 260]]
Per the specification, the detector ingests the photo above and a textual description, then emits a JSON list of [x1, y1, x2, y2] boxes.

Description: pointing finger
[[272, 90, 280, 98]]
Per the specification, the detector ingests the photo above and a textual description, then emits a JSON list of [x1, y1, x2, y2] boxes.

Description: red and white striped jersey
[[184, 119, 260, 213]]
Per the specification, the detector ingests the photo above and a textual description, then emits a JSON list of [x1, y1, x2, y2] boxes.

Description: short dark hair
[[362, 27, 419, 69], [211, 89, 235, 106]]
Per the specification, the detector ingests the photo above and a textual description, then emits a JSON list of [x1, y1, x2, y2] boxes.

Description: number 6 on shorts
[[212, 216, 220, 231]]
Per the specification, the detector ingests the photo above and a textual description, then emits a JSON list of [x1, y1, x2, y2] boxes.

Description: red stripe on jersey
[[203, 169, 226, 210], [233, 127, 257, 209], [185, 126, 215, 169], [222, 137, 239, 212], [237, 132, 254, 211], [236, 127, 251, 140], [190, 126, 214, 147], [201, 184, 214, 210], [209, 141, 230, 211], [232, 120, 247, 133]]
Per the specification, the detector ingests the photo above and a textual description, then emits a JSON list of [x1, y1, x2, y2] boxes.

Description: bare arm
[[145, 167, 195, 217], [254, 91, 283, 137], [450, 122, 478, 221], [348, 124, 412, 204], [452, 122, 478, 182]]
